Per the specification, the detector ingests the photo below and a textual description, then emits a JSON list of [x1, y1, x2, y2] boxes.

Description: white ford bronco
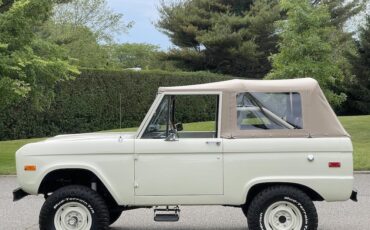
[[14, 78, 357, 230]]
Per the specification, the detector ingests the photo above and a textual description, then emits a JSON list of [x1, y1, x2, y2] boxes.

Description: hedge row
[[0, 69, 230, 140]]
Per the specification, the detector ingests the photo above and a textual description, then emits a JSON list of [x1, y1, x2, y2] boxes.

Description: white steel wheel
[[54, 202, 93, 230], [247, 186, 318, 230], [263, 201, 303, 230], [40, 185, 109, 230]]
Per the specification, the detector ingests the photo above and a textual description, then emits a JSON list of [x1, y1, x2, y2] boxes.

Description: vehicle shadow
[[111, 227, 248, 230]]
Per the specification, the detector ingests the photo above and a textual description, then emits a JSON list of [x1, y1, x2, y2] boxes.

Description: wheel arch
[[243, 182, 324, 213], [246, 182, 324, 202], [38, 167, 119, 207], [244, 184, 319, 230]]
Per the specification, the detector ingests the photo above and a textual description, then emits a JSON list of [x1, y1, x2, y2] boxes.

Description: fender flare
[[242, 176, 326, 204], [37, 163, 121, 204]]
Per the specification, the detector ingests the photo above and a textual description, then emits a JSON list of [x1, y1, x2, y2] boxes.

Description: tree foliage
[[313, 0, 367, 112], [52, 0, 133, 43], [0, 0, 79, 110], [42, 22, 110, 68], [41, 0, 134, 68], [313, 0, 365, 28], [107, 43, 162, 70], [157, 0, 281, 78], [267, 0, 347, 108], [343, 15, 370, 114]]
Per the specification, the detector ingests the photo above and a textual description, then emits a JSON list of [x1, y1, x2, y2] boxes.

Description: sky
[[107, 0, 172, 50]]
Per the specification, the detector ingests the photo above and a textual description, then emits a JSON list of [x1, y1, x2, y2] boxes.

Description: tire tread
[[247, 185, 318, 230], [39, 185, 110, 230]]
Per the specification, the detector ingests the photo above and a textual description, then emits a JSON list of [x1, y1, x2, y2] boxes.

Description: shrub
[[0, 69, 230, 140]]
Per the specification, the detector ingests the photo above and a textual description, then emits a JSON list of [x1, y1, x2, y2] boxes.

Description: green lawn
[[0, 117, 369, 174], [0, 138, 44, 174], [339, 116, 370, 171], [106, 121, 215, 132]]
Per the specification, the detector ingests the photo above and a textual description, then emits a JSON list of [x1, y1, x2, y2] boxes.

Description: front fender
[[19, 163, 119, 202], [16, 153, 135, 205]]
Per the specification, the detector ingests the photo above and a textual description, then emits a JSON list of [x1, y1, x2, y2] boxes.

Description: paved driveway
[[0, 174, 369, 230]]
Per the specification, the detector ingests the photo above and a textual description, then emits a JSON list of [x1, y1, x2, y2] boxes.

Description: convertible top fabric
[[159, 78, 349, 138]]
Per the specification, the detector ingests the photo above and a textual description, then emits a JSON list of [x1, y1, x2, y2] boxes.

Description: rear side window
[[236, 92, 302, 130]]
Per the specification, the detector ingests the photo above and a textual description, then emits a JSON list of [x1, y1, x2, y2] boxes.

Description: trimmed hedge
[[0, 69, 230, 140]]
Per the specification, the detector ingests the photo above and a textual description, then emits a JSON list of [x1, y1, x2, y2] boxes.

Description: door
[[135, 138, 223, 196], [134, 94, 223, 196]]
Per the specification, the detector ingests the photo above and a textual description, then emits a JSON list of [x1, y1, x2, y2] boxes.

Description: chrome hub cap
[[54, 202, 92, 230], [264, 201, 303, 230]]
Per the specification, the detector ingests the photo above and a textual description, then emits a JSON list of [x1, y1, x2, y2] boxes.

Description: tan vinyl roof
[[159, 78, 318, 93], [159, 78, 349, 138]]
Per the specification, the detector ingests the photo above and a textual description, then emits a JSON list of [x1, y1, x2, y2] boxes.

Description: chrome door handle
[[206, 141, 221, 146]]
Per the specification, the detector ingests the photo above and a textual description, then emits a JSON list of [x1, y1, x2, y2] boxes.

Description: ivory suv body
[[14, 78, 357, 230]]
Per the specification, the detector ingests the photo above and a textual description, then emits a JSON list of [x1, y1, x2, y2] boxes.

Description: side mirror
[[175, 123, 183, 131]]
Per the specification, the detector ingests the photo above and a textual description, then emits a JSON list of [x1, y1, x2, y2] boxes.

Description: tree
[[107, 43, 161, 70], [343, 15, 370, 114], [267, 0, 346, 108], [313, 0, 365, 28], [312, 0, 367, 112], [42, 22, 110, 68], [42, 0, 134, 68], [157, 0, 281, 78], [0, 0, 79, 110], [0, 0, 14, 13], [52, 0, 133, 43]]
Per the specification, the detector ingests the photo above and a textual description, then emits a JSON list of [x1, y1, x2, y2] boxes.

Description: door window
[[142, 94, 219, 138]]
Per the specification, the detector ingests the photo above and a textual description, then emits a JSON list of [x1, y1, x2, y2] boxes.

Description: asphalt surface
[[0, 174, 369, 230]]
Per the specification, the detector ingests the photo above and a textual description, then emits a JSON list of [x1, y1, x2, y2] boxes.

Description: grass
[[106, 121, 215, 132], [0, 117, 369, 174], [0, 138, 44, 174], [339, 115, 370, 171]]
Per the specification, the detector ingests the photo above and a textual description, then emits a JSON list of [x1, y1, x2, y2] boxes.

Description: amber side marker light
[[24, 165, 37, 171]]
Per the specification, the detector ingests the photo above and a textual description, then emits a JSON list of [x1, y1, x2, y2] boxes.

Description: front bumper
[[13, 188, 29, 202], [350, 189, 358, 202]]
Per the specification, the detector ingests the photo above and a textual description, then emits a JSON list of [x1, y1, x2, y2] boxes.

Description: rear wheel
[[246, 185, 318, 230], [39, 185, 109, 230]]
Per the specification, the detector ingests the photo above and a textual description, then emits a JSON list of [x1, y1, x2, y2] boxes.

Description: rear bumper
[[13, 188, 29, 202], [350, 189, 358, 202]]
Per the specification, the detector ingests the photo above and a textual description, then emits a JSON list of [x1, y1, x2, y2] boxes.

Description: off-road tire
[[39, 185, 110, 230], [247, 185, 318, 230], [109, 209, 122, 225]]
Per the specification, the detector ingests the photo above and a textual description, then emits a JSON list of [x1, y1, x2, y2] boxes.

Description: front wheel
[[39, 185, 110, 230], [247, 185, 318, 230]]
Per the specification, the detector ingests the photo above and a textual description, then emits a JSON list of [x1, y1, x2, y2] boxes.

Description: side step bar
[[154, 206, 180, 222]]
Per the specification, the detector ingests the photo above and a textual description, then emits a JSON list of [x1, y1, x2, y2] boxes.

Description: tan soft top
[[159, 78, 349, 138]]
